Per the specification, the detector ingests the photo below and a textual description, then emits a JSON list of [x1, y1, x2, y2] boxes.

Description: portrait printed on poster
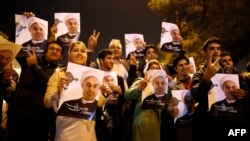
[[54, 12, 80, 39], [124, 33, 144, 58], [57, 62, 104, 120], [102, 71, 119, 104], [160, 22, 183, 53], [15, 14, 48, 57], [209, 73, 240, 110], [141, 69, 169, 109], [188, 57, 196, 74]]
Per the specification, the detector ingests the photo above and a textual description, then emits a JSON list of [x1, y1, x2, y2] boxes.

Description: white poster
[[188, 57, 196, 74], [58, 62, 104, 109], [209, 73, 239, 110], [160, 22, 177, 47], [141, 70, 168, 109], [124, 33, 144, 57], [171, 90, 190, 123], [15, 14, 48, 45], [54, 12, 80, 38]]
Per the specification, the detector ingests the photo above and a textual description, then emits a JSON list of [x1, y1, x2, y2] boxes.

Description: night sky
[[0, 0, 163, 58]]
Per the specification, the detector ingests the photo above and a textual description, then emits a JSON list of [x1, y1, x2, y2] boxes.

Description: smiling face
[[68, 42, 87, 65], [221, 55, 234, 68], [101, 54, 114, 71], [175, 59, 190, 78], [109, 43, 122, 59], [82, 76, 100, 101], [45, 43, 62, 63]]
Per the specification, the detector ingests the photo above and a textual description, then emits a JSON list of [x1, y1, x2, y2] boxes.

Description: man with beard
[[21, 17, 48, 58], [95, 49, 125, 141]]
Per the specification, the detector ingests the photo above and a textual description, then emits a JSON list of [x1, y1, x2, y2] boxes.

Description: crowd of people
[[0, 12, 250, 141]]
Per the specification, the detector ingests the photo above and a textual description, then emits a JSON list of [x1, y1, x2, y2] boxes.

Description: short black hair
[[144, 44, 158, 56], [202, 37, 220, 51], [220, 51, 231, 58], [98, 48, 113, 60], [45, 41, 64, 54], [173, 55, 190, 69]]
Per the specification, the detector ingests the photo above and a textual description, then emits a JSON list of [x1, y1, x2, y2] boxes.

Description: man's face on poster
[[222, 80, 237, 100], [152, 76, 167, 95], [82, 76, 100, 101], [103, 75, 115, 86], [171, 29, 181, 43], [66, 18, 79, 34], [133, 38, 144, 51], [29, 22, 45, 41]]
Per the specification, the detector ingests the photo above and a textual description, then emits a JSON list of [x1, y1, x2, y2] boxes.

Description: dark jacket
[[191, 64, 250, 141], [7, 55, 59, 141]]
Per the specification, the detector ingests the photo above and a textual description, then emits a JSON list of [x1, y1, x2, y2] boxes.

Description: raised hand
[[127, 52, 137, 66], [108, 83, 122, 95], [57, 77, 67, 96], [231, 88, 246, 100], [204, 53, 220, 83], [139, 79, 148, 91], [50, 24, 58, 35], [26, 48, 38, 66], [87, 30, 100, 51], [48, 24, 58, 42], [100, 83, 113, 96], [22, 12, 35, 18]]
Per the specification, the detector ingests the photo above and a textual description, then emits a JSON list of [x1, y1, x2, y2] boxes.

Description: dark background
[[0, 0, 163, 59]]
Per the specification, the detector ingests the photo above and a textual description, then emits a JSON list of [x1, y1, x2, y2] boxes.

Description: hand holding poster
[[57, 62, 104, 120], [124, 33, 144, 58], [102, 71, 119, 105], [54, 12, 80, 65], [171, 90, 191, 123]]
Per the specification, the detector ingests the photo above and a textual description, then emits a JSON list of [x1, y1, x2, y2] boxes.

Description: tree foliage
[[148, 0, 250, 67]]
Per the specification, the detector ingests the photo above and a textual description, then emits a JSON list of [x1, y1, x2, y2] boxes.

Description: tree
[[148, 0, 250, 71]]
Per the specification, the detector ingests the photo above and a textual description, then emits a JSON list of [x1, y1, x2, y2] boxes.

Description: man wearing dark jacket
[[94, 49, 126, 141], [7, 41, 63, 141], [191, 37, 249, 141]]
